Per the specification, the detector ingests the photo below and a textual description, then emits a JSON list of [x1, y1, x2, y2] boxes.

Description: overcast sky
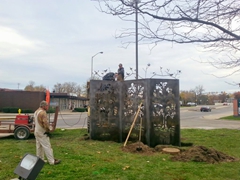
[[0, 0, 239, 93]]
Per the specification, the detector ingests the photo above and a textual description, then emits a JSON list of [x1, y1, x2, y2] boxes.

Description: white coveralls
[[34, 109, 55, 165]]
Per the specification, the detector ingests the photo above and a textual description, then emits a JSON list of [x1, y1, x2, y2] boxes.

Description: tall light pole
[[135, 0, 140, 79], [91, 51, 103, 79]]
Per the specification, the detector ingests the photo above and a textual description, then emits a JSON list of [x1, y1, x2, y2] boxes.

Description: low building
[[0, 88, 88, 111], [50, 92, 88, 110]]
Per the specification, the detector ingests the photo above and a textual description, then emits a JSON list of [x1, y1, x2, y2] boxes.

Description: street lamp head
[[91, 51, 104, 79], [92, 51, 103, 58]]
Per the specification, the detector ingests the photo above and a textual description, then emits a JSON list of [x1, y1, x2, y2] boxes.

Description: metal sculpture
[[89, 79, 180, 147]]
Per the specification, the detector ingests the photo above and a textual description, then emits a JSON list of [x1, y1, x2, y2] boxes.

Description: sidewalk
[[202, 112, 231, 120]]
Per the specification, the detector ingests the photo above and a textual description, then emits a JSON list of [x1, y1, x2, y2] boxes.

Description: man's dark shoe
[[54, 159, 61, 165]]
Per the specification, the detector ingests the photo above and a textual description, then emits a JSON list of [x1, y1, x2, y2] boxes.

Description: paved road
[[1, 105, 239, 138], [55, 105, 240, 130], [56, 112, 88, 129], [180, 105, 240, 129]]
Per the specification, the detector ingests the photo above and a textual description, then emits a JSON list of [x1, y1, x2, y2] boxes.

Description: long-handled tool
[[136, 117, 143, 151], [123, 102, 142, 147]]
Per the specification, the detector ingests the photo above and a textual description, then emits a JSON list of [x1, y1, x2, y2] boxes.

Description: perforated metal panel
[[89, 79, 180, 147]]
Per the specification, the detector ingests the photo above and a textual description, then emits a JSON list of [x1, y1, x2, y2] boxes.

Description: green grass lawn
[[220, 115, 240, 121], [1, 128, 240, 180]]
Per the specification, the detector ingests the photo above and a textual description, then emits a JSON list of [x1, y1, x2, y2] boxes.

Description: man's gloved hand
[[44, 132, 51, 137]]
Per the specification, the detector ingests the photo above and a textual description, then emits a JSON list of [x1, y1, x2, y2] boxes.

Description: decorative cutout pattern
[[89, 79, 180, 147]]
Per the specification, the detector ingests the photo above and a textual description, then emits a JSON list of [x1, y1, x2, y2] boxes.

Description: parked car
[[187, 102, 197, 106], [200, 106, 211, 112], [223, 102, 228, 105]]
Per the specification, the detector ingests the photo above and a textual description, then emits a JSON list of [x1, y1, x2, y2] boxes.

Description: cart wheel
[[14, 127, 30, 140]]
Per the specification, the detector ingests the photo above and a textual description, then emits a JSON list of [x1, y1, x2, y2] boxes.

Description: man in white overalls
[[34, 100, 61, 165]]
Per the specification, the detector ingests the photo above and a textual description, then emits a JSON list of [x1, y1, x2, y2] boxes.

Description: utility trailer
[[0, 106, 59, 140]]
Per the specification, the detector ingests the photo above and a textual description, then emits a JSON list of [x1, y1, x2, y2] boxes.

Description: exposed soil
[[82, 134, 238, 164], [171, 145, 238, 164], [122, 142, 156, 155], [122, 142, 238, 164]]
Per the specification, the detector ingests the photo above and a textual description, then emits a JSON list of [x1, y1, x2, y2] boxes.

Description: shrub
[[21, 109, 34, 113], [2, 107, 19, 113], [47, 107, 56, 113], [2, 107, 56, 113], [74, 108, 87, 112]]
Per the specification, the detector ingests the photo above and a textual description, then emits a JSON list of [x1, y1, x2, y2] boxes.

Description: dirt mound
[[122, 142, 155, 155], [171, 145, 238, 164], [122, 143, 238, 164]]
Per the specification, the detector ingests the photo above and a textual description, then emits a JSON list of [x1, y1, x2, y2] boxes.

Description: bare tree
[[233, 91, 240, 99], [53, 83, 64, 93], [34, 85, 47, 92], [180, 90, 196, 105], [218, 91, 229, 103], [24, 81, 35, 91], [53, 82, 82, 96], [96, 0, 240, 76], [190, 85, 205, 104], [194, 85, 205, 96], [81, 81, 88, 97], [24, 81, 46, 92]]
